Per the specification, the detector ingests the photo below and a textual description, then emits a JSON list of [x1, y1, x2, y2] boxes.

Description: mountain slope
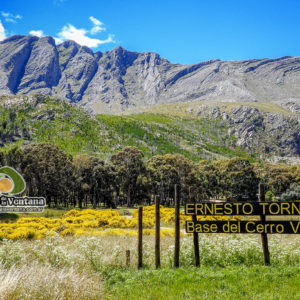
[[0, 95, 299, 163], [1, 35, 300, 114], [0, 94, 244, 160], [124, 100, 300, 161]]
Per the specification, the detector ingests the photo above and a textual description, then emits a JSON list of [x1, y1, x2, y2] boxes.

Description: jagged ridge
[[1, 35, 300, 114]]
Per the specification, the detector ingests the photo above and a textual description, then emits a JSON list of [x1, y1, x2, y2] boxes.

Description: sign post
[[155, 195, 161, 269], [189, 187, 200, 267], [174, 184, 180, 268], [185, 188, 300, 265], [259, 183, 270, 265], [138, 206, 143, 269]]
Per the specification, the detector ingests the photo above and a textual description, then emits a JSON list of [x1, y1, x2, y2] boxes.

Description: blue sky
[[1, 0, 300, 64]]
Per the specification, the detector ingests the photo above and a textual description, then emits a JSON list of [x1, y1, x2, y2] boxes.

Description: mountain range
[[0, 35, 299, 162], [1, 35, 300, 114]]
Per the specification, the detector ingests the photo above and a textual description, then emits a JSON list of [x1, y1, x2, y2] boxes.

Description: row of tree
[[0, 143, 299, 208]]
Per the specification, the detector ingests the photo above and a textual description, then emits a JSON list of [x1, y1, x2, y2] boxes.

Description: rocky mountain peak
[[0, 35, 37, 45], [0, 35, 300, 113], [59, 40, 80, 49], [106, 46, 139, 69], [16, 36, 61, 95], [39, 36, 56, 46]]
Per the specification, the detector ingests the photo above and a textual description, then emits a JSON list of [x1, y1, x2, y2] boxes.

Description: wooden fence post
[[174, 184, 180, 268], [192, 213, 200, 267], [190, 187, 200, 267], [126, 250, 130, 267], [138, 206, 143, 269], [155, 195, 160, 269], [259, 183, 270, 265]]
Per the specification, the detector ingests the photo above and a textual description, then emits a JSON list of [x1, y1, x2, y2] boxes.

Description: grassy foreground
[[0, 234, 299, 299], [107, 266, 300, 299]]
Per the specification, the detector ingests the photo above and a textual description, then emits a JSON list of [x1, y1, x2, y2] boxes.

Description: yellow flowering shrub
[[0, 205, 242, 240], [131, 205, 241, 225]]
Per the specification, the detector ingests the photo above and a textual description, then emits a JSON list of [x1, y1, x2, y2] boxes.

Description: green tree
[[93, 161, 116, 208], [281, 183, 300, 201], [147, 154, 206, 204], [111, 147, 145, 207], [214, 158, 259, 201], [3, 145, 23, 170], [21, 143, 73, 207], [259, 164, 300, 195], [147, 155, 180, 205], [72, 154, 101, 208], [197, 160, 219, 199]]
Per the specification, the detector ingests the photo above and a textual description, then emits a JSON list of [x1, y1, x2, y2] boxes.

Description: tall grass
[[0, 234, 299, 299], [0, 264, 103, 299], [0, 234, 299, 270]]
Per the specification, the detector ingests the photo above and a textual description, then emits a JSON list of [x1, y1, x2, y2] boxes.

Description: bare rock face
[[122, 51, 169, 106], [17, 36, 61, 95], [81, 47, 135, 112], [1, 35, 300, 113], [55, 41, 98, 102], [0, 35, 38, 95], [187, 103, 300, 156]]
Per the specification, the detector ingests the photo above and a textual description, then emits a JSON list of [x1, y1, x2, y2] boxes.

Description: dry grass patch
[[0, 264, 104, 299]]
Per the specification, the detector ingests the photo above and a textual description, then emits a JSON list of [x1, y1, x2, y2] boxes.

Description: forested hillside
[[0, 95, 250, 160], [0, 94, 299, 162]]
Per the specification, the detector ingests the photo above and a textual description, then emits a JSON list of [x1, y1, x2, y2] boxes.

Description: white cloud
[[29, 30, 44, 38], [0, 20, 6, 41], [89, 16, 102, 26], [55, 18, 115, 48], [1, 11, 22, 23], [89, 16, 105, 34], [54, 37, 64, 44]]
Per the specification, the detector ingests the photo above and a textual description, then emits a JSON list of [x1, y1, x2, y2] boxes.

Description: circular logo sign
[[0, 166, 26, 195]]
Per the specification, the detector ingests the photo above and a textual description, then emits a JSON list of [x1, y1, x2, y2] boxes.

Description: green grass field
[[107, 266, 300, 299]]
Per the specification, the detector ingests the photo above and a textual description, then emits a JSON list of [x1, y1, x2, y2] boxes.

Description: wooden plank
[[185, 201, 300, 216], [186, 220, 300, 234]]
